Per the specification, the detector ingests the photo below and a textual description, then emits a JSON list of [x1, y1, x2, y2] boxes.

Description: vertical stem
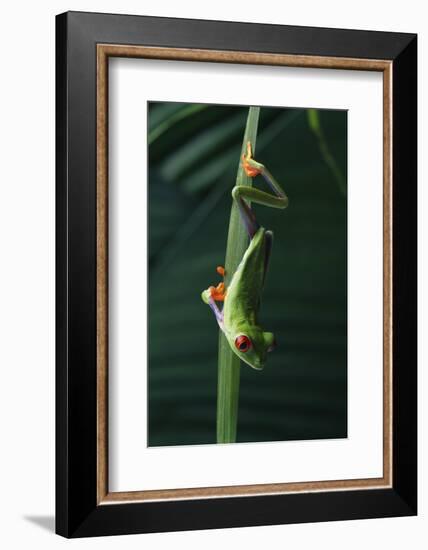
[[216, 107, 260, 443], [307, 108, 346, 196]]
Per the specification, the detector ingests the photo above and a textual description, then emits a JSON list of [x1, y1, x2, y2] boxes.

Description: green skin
[[202, 144, 288, 370]]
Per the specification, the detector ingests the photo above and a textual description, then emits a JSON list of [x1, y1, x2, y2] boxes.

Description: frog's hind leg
[[233, 192, 259, 239], [241, 141, 289, 205], [232, 142, 288, 239]]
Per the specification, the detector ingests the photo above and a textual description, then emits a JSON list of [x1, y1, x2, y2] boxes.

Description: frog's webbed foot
[[242, 141, 263, 177], [211, 266, 227, 300], [209, 282, 226, 302], [202, 266, 226, 301], [201, 266, 226, 328]]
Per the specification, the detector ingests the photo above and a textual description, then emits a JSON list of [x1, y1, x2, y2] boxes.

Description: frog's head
[[227, 326, 276, 370]]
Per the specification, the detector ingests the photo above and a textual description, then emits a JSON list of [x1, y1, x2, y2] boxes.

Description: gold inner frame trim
[[96, 44, 393, 505]]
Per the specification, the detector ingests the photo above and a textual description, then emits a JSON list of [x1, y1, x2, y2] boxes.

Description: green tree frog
[[202, 141, 289, 370]]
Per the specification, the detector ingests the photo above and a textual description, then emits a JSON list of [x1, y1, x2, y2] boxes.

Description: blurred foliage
[[148, 101, 347, 446]]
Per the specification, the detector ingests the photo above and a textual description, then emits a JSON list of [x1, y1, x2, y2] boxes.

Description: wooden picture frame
[[56, 11, 417, 537]]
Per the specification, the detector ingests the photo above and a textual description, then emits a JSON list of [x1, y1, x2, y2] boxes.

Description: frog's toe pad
[[216, 265, 225, 277]]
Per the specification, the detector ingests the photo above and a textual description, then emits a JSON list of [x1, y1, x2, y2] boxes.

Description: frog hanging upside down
[[201, 142, 288, 370]]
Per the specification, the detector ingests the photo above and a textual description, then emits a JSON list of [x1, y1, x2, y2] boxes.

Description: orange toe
[[243, 163, 261, 178], [216, 266, 225, 277], [242, 143, 262, 177], [210, 283, 226, 302]]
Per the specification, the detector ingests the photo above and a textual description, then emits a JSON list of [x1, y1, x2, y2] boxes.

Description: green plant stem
[[216, 106, 260, 444], [307, 108, 346, 197]]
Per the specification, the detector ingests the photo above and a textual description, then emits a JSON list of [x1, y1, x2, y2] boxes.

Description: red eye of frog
[[235, 335, 252, 353]]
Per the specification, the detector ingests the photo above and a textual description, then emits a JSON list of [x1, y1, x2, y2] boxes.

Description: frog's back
[[224, 227, 267, 326]]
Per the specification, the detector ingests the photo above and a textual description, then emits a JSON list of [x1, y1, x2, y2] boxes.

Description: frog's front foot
[[211, 282, 226, 301], [201, 282, 226, 304], [201, 272, 225, 329], [201, 266, 227, 304]]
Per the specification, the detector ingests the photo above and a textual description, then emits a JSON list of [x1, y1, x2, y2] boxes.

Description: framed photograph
[[56, 11, 417, 538]]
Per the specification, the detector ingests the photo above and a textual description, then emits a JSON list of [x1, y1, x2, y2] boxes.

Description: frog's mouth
[[242, 356, 264, 371]]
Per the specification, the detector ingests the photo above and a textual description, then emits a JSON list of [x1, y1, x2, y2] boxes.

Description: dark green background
[[148, 102, 347, 446]]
